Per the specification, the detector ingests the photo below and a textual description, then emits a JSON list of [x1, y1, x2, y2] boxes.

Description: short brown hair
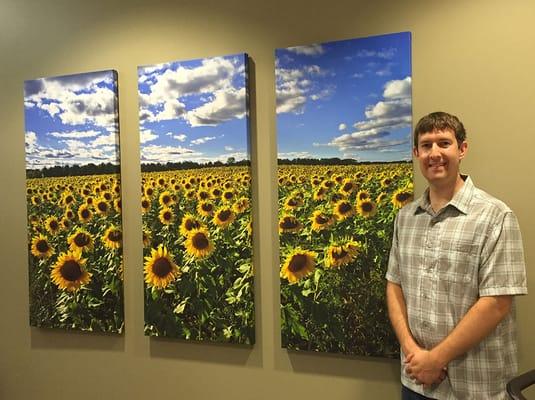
[[413, 111, 466, 147]]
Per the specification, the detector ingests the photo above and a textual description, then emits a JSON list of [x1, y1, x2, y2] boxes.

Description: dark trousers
[[402, 385, 436, 400]]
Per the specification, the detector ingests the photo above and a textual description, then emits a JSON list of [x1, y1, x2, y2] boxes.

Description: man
[[386, 112, 528, 399]]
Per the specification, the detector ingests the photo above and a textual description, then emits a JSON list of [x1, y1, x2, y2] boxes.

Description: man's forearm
[[386, 281, 420, 355], [430, 295, 512, 368]]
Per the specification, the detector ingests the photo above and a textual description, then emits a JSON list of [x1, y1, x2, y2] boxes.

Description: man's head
[[413, 111, 466, 148], [413, 112, 468, 189]]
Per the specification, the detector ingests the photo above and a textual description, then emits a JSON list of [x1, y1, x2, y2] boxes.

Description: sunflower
[[310, 210, 334, 232], [325, 240, 360, 268], [158, 207, 175, 225], [392, 188, 414, 208], [68, 228, 94, 252], [197, 201, 215, 217], [179, 214, 203, 236], [280, 248, 316, 284], [213, 207, 236, 229], [283, 195, 303, 211], [381, 177, 393, 188], [339, 179, 357, 196], [197, 190, 211, 202], [376, 192, 388, 203], [114, 198, 122, 212], [184, 228, 214, 259], [45, 216, 61, 235], [62, 192, 75, 207], [64, 208, 76, 221], [313, 187, 327, 201], [222, 190, 235, 202], [95, 198, 110, 215], [144, 186, 154, 198], [278, 215, 303, 233], [232, 197, 249, 214], [30, 234, 54, 259], [356, 199, 377, 218], [144, 245, 181, 289], [333, 199, 354, 221], [51, 250, 91, 292], [31, 196, 41, 205], [77, 204, 93, 223], [102, 225, 122, 249], [141, 197, 151, 213], [158, 191, 175, 207], [142, 228, 152, 247], [356, 190, 370, 202]]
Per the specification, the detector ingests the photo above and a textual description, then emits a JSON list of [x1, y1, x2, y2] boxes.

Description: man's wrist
[[429, 346, 449, 369]]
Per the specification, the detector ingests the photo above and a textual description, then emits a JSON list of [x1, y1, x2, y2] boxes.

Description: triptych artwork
[[23, 32, 412, 357]]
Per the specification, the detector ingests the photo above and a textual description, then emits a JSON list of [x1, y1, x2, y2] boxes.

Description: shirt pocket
[[438, 239, 478, 283]]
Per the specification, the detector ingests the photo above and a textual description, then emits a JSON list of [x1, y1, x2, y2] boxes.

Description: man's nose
[[429, 143, 441, 157]]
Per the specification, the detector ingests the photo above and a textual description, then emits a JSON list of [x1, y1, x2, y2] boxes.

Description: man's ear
[[459, 141, 468, 160], [413, 146, 419, 158]]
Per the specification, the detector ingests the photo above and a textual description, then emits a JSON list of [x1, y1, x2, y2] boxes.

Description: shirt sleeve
[[478, 212, 528, 296], [386, 213, 401, 284]]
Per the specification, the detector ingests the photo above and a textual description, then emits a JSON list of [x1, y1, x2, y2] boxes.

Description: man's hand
[[404, 348, 446, 387]]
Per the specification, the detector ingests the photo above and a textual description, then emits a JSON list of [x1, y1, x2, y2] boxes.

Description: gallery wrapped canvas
[[138, 53, 254, 344], [276, 32, 412, 356], [24, 70, 124, 333]]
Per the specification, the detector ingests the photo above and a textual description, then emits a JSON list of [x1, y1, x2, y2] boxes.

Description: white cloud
[[48, 130, 101, 139], [275, 64, 329, 114], [141, 144, 197, 163], [287, 44, 325, 56], [190, 136, 216, 145], [24, 72, 118, 130], [185, 87, 246, 127], [173, 133, 187, 142], [338, 123, 347, 131], [357, 48, 396, 59], [91, 132, 118, 147], [278, 151, 312, 159], [383, 76, 411, 99], [328, 76, 412, 155], [224, 146, 234, 151], [140, 129, 158, 144]]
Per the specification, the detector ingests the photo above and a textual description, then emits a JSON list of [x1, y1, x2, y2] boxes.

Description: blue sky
[[23, 70, 120, 170], [276, 32, 412, 162], [138, 54, 249, 165]]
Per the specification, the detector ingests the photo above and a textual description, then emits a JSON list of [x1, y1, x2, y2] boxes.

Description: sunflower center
[[60, 260, 83, 282], [153, 257, 172, 278], [49, 220, 59, 230], [163, 211, 172, 221], [36, 240, 49, 253], [332, 248, 348, 260], [142, 200, 149, 208], [97, 202, 108, 212], [185, 219, 200, 231], [162, 195, 170, 204], [224, 192, 233, 200], [65, 195, 74, 204], [288, 254, 307, 273], [339, 202, 351, 213], [361, 202, 373, 212], [202, 203, 213, 212], [108, 230, 122, 242], [192, 233, 209, 250], [287, 198, 297, 207], [342, 183, 353, 192], [74, 233, 90, 247], [280, 218, 298, 229], [396, 192, 410, 202], [315, 215, 328, 224], [218, 210, 231, 222], [80, 209, 90, 219]]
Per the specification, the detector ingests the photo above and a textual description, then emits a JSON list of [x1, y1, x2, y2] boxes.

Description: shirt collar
[[416, 175, 474, 215]]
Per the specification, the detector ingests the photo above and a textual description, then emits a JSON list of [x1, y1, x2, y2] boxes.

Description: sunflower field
[[141, 166, 254, 344], [26, 173, 124, 333], [279, 162, 413, 357]]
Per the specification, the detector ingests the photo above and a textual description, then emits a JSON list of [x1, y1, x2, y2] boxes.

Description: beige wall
[[1, 0, 533, 398]]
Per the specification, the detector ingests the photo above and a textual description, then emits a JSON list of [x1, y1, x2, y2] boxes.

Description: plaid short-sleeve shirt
[[386, 176, 528, 400]]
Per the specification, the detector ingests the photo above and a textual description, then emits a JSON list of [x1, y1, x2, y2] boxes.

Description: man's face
[[413, 129, 467, 187]]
